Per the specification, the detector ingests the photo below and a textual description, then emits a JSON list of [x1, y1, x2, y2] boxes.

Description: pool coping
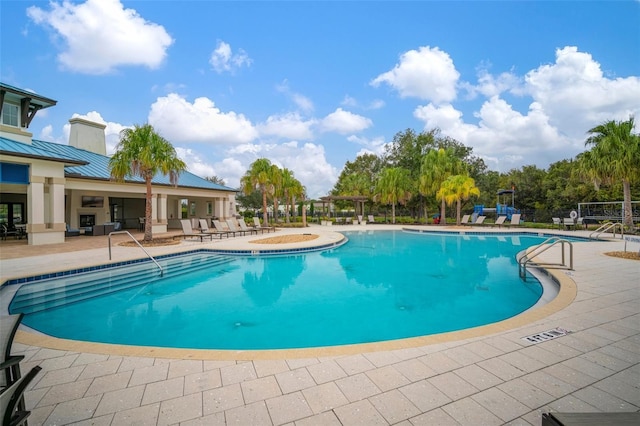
[[12, 229, 578, 360]]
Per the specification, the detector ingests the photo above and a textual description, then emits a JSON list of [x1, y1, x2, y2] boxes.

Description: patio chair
[[0, 365, 42, 426], [226, 219, 253, 236], [237, 218, 259, 235], [198, 219, 230, 239], [460, 214, 470, 225], [367, 215, 376, 224], [552, 217, 561, 229], [175, 219, 213, 242], [563, 217, 575, 230], [357, 215, 366, 225], [252, 217, 276, 233], [576, 217, 585, 230], [65, 224, 80, 237]]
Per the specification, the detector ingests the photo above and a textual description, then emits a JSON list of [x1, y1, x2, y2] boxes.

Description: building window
[[206, 201, 213, 215], [1, 102, 19, 127]]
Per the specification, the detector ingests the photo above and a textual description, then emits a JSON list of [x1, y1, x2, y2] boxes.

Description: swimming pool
[[11, 231, 548, 350]]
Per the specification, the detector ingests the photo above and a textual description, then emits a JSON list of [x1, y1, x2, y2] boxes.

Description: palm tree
[[240, 159, 273, 227], [437, 175, 480, 225], [579, 116, 640, 228], [419, 148, 465, 225], [280, 168, 296, 223], [109, 124, 187, 242], [375, 167, 412, 224], [269, 164, 283, 223]]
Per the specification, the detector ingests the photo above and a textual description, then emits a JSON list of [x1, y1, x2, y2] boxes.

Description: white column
[[49, 178, 65, 227], [151, 194, 158, 223], [158, 193, 167, 224], [28, 176, 45, 226]]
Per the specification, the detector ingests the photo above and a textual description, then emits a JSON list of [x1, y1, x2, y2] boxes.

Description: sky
[[1, 0, 639, 198]]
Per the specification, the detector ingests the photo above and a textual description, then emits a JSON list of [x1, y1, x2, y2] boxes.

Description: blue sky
[[2, 0, 639, 198]]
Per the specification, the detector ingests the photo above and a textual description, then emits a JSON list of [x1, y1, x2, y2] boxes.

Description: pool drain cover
[[521, 327, 571, 344]]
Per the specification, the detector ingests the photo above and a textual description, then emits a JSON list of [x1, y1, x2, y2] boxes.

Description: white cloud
[[175, 147, 216, 179], [346, 135, 388, 156], [320, 108, 372, 134], [523, 46, 640, 138], [190, 141, 338, 198], [148, 93, 258, 144], [257, 112, 316, 140], [27, 0, 173, 74], [209, 40, 252, 74], [414, 45, 640, 172], [276, 80, 314, 113], [371, 46, 459, 104]]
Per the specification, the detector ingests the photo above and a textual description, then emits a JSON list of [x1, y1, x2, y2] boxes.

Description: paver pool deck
[[1, 224, 638, 425]]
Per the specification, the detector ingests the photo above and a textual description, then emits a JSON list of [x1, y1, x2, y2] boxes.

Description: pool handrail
[[108, 230, 164, 276], [589, 222, 624, 240], [517, 236, 573, 279]]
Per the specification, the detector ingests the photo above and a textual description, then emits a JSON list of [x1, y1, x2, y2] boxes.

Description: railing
[[108, 230, 163, 276], [518, 237, 573, 279], [589, 222, 624, 240]]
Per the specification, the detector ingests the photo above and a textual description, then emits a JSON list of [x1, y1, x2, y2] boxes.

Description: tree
[[579, 116, 640, 228], [205, 176, 227, 186], [375, 167, 412, 224], [269, 164, 283, 222], [109, 124, 187, 242], [240, 159, 273, 226], [437, 175, 480, 225], [419, 148, 465, 225]]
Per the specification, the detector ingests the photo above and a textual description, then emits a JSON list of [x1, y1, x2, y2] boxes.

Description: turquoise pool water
[[14, 231, 546, 350]]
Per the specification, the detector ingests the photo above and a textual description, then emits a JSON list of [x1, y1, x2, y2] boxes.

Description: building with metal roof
[[1, 83, 236, 245]]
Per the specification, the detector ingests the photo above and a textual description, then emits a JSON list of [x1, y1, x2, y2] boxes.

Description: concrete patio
[[1, 224, 638, 425]]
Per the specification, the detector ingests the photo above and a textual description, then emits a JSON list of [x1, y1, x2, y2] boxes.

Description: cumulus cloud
[[257, 112, 316, 140], [413, 45, 640, 171], [347, 135, 388, 157], [523, 46, 640, 137], [27, 0, 173, 74], [320, 108, 372, 134], [148, 93, 258, 144], [209, 40, 252, 74], [183, 141, 338, 198], [371, 46, 459, 104]]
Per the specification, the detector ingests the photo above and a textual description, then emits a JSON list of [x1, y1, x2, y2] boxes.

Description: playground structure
[[474, 189, 521, 221]]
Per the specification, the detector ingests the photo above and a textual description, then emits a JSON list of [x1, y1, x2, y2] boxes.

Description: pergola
[[319, 195, 369, 217]]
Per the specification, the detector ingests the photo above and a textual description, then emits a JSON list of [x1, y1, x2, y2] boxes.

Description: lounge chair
[[492, 216, 507, 227], [0, 365, 42, 426], [506, 213, 522, 227], [198, 219, 230, 238], [470, 215, 486, 225], [460, 214, 470, 225], [253, 217, 275, 233], [576, 217, 585, 230], [1, 314, 25, 393], [212, 220, 237, 237], [226, 219, 254, 236], [175, 219, 213, 241], [552, 217, 561, 229], [357, 215, 366, 225], [367, 215, 376, 224], [238, 218, 259, 235]]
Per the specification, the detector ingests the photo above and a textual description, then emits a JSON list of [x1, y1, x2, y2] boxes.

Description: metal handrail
[[589, 222, 624, 240], [518, 237, 573, 279], [108, 231, 163, 276]]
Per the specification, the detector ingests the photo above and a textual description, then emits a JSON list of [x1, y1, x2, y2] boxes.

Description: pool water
[[15, 231, 545, 350]]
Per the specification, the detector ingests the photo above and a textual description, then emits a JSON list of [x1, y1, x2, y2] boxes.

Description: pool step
[[11, 254, 235, 314]]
